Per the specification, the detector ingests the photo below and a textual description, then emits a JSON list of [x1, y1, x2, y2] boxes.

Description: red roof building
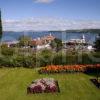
[[31, 34, 55, 47]]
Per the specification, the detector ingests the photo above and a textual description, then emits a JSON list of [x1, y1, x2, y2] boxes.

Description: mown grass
[[0, 68, 100, 100]]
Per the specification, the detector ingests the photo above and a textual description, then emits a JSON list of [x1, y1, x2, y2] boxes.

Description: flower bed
[[38, 64, 100, 74], [85, 64, 100, 73], [27, 78, 60, 94], [90, 79, 100, 88]]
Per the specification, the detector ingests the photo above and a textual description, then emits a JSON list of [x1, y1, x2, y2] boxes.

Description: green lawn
[[0, 68, 100, 100]]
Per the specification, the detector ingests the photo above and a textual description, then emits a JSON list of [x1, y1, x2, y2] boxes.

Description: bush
[[0, 48, 100, 68], [0, 46, 15, 56]]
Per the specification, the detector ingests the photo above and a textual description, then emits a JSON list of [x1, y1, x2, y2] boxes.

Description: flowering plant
[[38, 64, 100, 74], [27, 78, 60, 94]]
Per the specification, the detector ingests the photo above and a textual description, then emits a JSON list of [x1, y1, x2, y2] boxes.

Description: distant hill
[[48, 29, 100, 33], [65, 29, 100, 33], [3, 29, 100, 34]]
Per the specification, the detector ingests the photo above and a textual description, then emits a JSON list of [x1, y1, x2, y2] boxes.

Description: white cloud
[[2, 18, 100, 31], [34, 0, 54, 3]]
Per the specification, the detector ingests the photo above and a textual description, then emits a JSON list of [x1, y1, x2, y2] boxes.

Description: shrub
[[27, 78, 60, 94]]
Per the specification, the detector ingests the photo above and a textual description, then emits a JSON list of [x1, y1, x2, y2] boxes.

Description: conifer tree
[[94, 34, 100, 52], [0, 9, 2, 40]]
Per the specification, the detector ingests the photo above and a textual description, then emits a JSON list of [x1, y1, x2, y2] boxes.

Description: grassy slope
[[0, 68, 100, 100]]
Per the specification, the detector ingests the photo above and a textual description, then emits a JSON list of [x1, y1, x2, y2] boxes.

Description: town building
[[62, 34, 93, 51], [31, 33, 55, 50], [67, 34, 86, 44]]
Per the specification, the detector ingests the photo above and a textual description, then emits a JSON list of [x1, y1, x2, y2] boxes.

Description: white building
[[68, 34, 86, 44]]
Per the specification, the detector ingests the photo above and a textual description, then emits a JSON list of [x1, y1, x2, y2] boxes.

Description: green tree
[[1, 44, 15, 56], [37, 49, 53, 67], [50, 38, 62, 52], [94, 34, 100, 52], [18, 35, 31, 47], [0, 9, 2, 40], [94, 35, 100, 83]]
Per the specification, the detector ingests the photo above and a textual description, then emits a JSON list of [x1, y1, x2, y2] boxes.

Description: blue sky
[[0, 0, 100, 20], [0, 0, 100, 31]]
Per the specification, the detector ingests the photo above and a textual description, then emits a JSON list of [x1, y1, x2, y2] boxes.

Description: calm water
[[1, 31, 98, 44]]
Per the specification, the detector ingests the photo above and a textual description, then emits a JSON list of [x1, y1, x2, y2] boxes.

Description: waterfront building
[[31, 33, 55, 50]]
